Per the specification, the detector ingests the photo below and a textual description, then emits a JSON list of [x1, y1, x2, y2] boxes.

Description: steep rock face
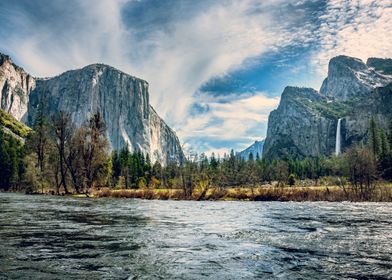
[[0, 54, 35, 122], [320, 55, 391, 101], [263, 87, 337, 159], [27, 63, 184, 164], [343, 84, 392, 147], [238, 140, 264, 160], [263, 55, 392, 160], [149, 107, 184, 164]]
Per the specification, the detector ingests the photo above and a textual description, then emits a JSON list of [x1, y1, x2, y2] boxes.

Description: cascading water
[[335, 118, 342, 156]]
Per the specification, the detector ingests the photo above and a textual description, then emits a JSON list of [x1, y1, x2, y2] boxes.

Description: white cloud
[[135, 0, 293, 123], [3, 0, 389, 155], [311, 0, 392, 75], [0, 0, 302, 155], [3, 0, 130, 76], [178, 92, 280, 155]]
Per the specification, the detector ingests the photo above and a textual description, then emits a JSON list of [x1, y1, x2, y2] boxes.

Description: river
[[0, 193, 391, 279]]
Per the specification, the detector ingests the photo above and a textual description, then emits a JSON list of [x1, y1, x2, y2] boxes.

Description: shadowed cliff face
[[263, 87, 337, 160], [263, 56, 392, 160], [0, 54, 184, 165], [0, 54, 35, 122], [344, 84, 392, 148]]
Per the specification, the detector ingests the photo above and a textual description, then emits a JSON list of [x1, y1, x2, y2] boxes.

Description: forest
[[1, 107, 392, 201]]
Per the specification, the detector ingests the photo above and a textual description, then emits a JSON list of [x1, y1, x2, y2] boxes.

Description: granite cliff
[[320, 55, 391, 101], [0, 54, 35, 122], [263, 56, 392, 160], [0, 53, 184, 164]]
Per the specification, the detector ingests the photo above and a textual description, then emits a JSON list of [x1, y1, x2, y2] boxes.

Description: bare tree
[[344, 145, 377, 200], [51, 111, 73, 194], [77, 112, 109, 193], [65, 135, 84, 193]]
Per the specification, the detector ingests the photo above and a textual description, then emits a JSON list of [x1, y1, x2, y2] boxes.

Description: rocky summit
[[0, 53, 184, 165], [263, 55, 392, 160], [237, 140, 264, 160], [320, 55, 392, 101]]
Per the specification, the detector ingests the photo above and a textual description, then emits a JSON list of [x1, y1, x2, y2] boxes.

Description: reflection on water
[[0, 193, 391, 279]]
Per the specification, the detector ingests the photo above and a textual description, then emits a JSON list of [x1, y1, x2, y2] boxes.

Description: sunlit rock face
[[0, 54, 36, 122], [263, 56, 392, 160], [149, 107, 184, 164], [320, 55, 392, 101], [28, 64, 184, 164], [0, 53, 184, 165]]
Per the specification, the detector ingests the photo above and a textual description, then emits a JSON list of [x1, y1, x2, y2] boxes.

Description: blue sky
[[0, 0, 391, 156]]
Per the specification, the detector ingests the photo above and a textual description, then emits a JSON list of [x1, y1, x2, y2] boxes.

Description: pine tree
[[209, 153, 219, 170], [380, 129, 391, 160], [368, 118, 382, 159]]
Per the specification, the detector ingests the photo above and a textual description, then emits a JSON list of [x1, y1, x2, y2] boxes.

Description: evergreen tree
[[368, 118, 382, 159], [209, 153, 219, 170], [0, 130, 23, 190]]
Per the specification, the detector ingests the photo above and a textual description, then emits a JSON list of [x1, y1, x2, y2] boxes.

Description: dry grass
[[93, 184, 392, 202], [94, 188, 186, 200]]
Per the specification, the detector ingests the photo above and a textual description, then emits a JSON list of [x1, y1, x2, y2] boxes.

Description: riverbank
[[92, 184, 392, 202], [5, 183, 392, 202]]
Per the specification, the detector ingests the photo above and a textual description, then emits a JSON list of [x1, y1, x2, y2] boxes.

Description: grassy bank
[[92, 184, 392, 202]]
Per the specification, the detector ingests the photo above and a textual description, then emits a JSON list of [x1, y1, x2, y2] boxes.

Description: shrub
[[288, 174, 296, 187]]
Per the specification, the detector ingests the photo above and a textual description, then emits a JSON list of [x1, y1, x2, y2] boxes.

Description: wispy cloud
[[134, 0, 298, 122], [0, 0, 304, 153], [0, 0, 129, 76], [311, 0, 392, 74], [178, 92, 280, 156], [1, 0, 390, 155]]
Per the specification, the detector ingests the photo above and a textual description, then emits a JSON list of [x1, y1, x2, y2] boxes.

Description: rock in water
[[0, 53, 184, 165], [320, 55, 392, 101]]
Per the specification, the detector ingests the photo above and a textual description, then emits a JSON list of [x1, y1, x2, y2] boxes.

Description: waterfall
[[335, 118, 342, 156]]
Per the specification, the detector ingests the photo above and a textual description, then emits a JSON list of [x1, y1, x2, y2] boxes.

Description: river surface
[[0, 193, 391, 279]]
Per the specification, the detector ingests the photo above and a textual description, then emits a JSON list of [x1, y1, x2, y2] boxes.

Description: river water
[[0, 193, 391, 279]]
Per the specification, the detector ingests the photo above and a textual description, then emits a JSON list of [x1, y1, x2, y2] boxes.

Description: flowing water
[[335, 118, 342, 156], [0, 193, 391, 279]]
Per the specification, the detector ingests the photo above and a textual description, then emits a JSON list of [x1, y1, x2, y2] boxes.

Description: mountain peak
[[0, 53, 12, 64], [237, 139, 265, 160], [281, 86, 322, 103], [329, 55, 367, 71], [366, 57, 392, 75], [320, 55, 392, 101]]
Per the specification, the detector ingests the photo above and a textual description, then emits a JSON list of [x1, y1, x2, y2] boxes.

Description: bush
[[288, 174, 296, 187], [115, 176, 126, 189]]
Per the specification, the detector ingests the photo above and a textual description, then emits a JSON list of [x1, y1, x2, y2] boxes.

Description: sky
[[0, 0, 391, 156]]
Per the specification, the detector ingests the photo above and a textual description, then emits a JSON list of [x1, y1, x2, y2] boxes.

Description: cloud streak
[[179, 92, 280, 155], [0, 0, 391, 155]]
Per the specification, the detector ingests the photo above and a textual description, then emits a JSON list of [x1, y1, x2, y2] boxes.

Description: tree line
[[0, 102, 110, 194], [1, 109, 392, 198]]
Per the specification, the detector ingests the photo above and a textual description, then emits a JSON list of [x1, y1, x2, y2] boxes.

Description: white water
[[335, 118, 342, 155]]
